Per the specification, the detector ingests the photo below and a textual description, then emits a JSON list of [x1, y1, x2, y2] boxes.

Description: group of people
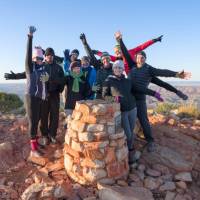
[[4, 26, 191, 164]]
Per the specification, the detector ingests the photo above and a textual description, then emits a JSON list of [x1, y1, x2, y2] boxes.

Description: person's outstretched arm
[[4, 71, 26, 80], [129, 35, 163, 56], [115, 31, 136, 69], [80, 33, 101, 70], [92, 50, 117, 62], [25, 26, 36, 74], [149, 66, 191, 79]]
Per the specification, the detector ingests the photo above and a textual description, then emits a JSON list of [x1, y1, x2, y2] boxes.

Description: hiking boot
[[40, 136, 49, 146], [177, 90, 188, 100], [49, 136, 57, 144], [147, 141, 156, 152], [30, 150, 42, 158], [128, 149, 136, 165]]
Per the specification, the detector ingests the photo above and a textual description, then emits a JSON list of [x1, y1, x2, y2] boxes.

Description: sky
[[0, 0, 199, 83]]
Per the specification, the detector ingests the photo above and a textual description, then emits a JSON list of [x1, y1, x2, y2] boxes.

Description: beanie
[[112, 60, 124, 70], [70, 61, 81, 70], [100, 52, 110, 60], [81, 56, 90, 63], [45, 47, 55, 56], [136, 51, 146, 59], [114, 44, 121, 50], [71, 49, 79, 56]]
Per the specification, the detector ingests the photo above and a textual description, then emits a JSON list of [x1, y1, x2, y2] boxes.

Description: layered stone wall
[[63, 100, 129, 185]]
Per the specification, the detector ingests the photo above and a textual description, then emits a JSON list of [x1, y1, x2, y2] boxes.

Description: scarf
[[70, 71, 84, 92]]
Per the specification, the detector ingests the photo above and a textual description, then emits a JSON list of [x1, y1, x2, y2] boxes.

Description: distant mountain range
[[0, 82, 200, 102]]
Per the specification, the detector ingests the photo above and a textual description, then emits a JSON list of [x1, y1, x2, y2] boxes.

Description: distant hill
[[0, 83, 25, 100], [0, 82, 200, 106]]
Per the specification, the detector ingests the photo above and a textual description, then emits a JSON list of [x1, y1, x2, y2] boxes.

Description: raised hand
[[4, 71, 16, 80], [115, 31, 122, 41], [80, 33, 87, 44], [28, 26, 36, 36], [63, 49, 70, 60], [153, 35, 163, 42], [176, 70, 191, 80]]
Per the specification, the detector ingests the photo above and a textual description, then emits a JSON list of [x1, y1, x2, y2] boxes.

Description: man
[[115, 31, 191, 152], [80, 33, 113, 98], [40, 48, 64, 144]]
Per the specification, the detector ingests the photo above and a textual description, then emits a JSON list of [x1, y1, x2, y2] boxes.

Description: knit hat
[[100, 52, 110, 60], [70, 61, 81, 70], [136, 51, 146, 59], [45, 47, 55, 56], [81, 56, 90, 63], [112, 60, 124, 70], [71, 49, 79, 56], [114, 44, 121, 50], [32, 47, 43, 60]]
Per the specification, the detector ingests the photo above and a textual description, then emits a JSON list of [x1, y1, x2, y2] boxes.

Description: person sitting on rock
[[115, 31, 191, 152]]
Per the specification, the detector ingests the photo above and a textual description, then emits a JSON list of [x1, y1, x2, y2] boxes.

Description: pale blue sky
[[0, 0, 199, 82]]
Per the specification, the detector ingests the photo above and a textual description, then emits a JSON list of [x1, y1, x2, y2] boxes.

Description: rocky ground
[[0, 112, 200, 200]]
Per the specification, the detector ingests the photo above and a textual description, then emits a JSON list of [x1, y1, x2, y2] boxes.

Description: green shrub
[[177, 104, 200, 119], [155, 103, 178, 115], [0, 92, 23, 113]]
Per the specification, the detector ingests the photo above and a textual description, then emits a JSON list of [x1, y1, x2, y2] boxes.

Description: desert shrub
[[177, 103, 200, 119], [0, 92, 23, 113], [155, 103, 178, 115]]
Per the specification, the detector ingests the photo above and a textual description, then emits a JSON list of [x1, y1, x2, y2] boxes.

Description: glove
[[63, 49, 70, 60], [28, 26, 36, 35], [40, 72, 49, 83], [92, 50, 99, 55], [154, 92, 164, 102], [92, 85, 100, 92], [4, 71, 17, 80], [80, 33, 87, 44], [153, 35, 163, 42]]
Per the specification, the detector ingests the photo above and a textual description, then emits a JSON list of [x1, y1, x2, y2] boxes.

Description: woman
[[64, 61, 91, 117], [102, 60, 153, 164], [25, 26, 49, 157]]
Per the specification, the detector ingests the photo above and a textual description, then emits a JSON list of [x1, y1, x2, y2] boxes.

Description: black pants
[[136, 100, 154, 142], [40, 92, 60, 138], [25, 95, 42, 139]]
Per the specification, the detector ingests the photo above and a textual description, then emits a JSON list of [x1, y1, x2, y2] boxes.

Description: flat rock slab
[[99, 186, 153, 200]]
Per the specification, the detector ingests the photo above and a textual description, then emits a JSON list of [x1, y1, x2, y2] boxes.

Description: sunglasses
[[36, 57, 43, 61]]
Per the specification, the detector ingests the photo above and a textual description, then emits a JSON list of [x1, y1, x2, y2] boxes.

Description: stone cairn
[[63, 99, 129, 185]]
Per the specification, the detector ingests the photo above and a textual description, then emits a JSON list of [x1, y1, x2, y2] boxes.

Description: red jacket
[[96, 39, 155, 74]]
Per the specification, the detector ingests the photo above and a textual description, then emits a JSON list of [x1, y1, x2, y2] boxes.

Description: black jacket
[[64, 75, 91, 109], [44, 61, 65, 93], [102, 75, 136, 112], [118, 38, 178, 100]]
